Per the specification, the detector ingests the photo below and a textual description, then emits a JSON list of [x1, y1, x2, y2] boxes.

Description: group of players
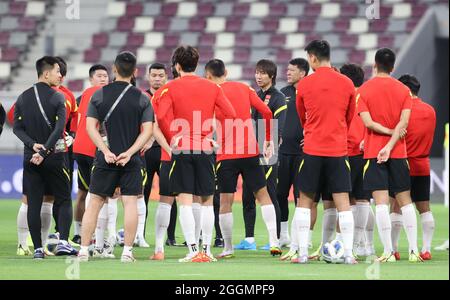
[[0, 39, 437, 264]]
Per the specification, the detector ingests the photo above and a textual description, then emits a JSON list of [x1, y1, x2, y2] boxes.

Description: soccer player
[[235, 59, 286, 251], [294, 40, 356, 264], [204, 59, 280, 258], [154, 46, 236, 262], [277, 58, 309, 248], [358, 48, 421, 263], [0, 101, 5, 137], [389, 74, 436, 261], [13, 56, 77, 259], [71, 64, 109, 246], [78, 52, 154, 263]]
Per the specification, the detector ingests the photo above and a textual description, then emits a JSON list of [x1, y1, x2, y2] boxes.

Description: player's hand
[[140, 142, 152, 155], [104, 150, 117, 164], [206, 138, 220, 151], [359, 140, 365, 152], [400, 128, 407, 139], [116, 152, 131, 167], [30, 153, 44, 165], [171, 135, 183, 150], [64, 132, 74, 147], [263, 141, 274, 160], [377, 145, 392, 164], [32, 143, 45, 153]]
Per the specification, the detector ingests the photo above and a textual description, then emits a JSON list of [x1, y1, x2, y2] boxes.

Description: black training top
[[280, 85, 303, 155], [87, 81, 154, 170], [13, 82, 67, 160], [0, 102, 5, 137]]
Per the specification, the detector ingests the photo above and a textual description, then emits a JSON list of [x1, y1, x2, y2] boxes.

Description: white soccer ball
[[46, 233, 60, 253], [116, 229, 125, 247], [322, 240, 345, 263]]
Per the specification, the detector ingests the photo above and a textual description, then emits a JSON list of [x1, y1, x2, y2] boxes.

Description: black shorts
[[349, 155, 371, 200], [277, 153, 301, 199], [216, 156, 266, 194], [297, 154, 352, 194], [169, 152, 215, 196], [144, 146, 161, 178], [410, 176, 430, 202], [159, 161, 172, 197], [363, 158, 410, 194], [74, 154, 94, 192], [89, 166, 143, 197]]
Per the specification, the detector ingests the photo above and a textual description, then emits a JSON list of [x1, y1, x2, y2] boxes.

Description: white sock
[[261, 204, 279, 248], [179, 205, 197, 253], [74, 221, 82, 236], [336, 232, 343, 242], [95, 204, 108, 249], [155, 202, 171, 253], [290, 218, 298, 251], [122, 245, 133, 257], [401, 204, 418, 254], [200, 206, 215, 254], [245, 237, 255, 244], [420, 211, 435, 253], [365, 205, 375, 251], [40, 202, 53, 246], [192, 203, 202, 244], [219, 213, 233, 252], [354, 202, 370, 247], [17, 203, 29, 247], [322, 208, 337, 244], [280, 221, 290, 241], [390, 213, 403, 252], [338, 211, 355, 257], [136, 196, 146, 241], [107, 197, 118, 239], [294, 207, 311, 257], [308, 230, 313, 247], [376, 205, 393, 254]]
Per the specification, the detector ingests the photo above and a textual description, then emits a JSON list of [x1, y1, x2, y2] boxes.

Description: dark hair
[[398, 74, 421, 96], [205, 59, 226, 78], [375, 48, 396, 74], [305, 40, 331, 62], [54, 56, 67, 77], [36, 56, 59, 78], [256, 59, 277, 85], [340, 64, 365, 88], [149, 63, 167, 73], [289, 58, 310, 76], [171, 46, 199, 73], [89, 64, 108, 78], [114, 51, 137, 78]]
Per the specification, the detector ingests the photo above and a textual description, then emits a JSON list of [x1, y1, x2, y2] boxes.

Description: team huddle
[[2, 39, 437, 265]]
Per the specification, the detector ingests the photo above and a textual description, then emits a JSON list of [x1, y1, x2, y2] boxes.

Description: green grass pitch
[[0, 200, 448, 280]]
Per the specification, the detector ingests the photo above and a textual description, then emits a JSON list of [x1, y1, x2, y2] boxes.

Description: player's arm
[[359, 112, 394, 136], [13, 96, 37, 150], [346, 89, 356, 128], [40, 93, 67, 158], [153, 120, 171, 155], [155, 89, 175, 143], [0, 101, 5, 136], [377, 109, 411, 163], [250, 87, 273, 142]]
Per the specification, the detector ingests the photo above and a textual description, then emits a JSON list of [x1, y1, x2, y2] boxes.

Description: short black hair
[[205, 59, 226, 78], [340, 64, 365, 88], [172, 46, 199, 73], [89, 64, 108, 78], [149, 63, 167, 73], [256, 59, 277, 85], [114, 51, 137, 78], [398, 74, 421, 96], [289, 58, 310, 75], [375, 48, 396, 74], [54, 56, 67, 77], [305, 40, 331, 62], [36, 56, 59, 78]]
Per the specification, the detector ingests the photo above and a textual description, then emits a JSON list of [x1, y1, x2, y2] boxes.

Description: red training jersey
[[54, 85, 78, 133], [347, 88, 365, 157], [296, 67, 356, 157], [150, 91, 171, 162], [357, 77, 413, 159], [406, 97, 436, 176], [154, 75, 236, 152], [215, 81, 273, 162]]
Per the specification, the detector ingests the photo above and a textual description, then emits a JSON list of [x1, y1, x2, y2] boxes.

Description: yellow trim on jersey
[[345, 159, 351, 171], [274, 105, 287, 117], [169, 160, 177, 179], [63, 168, 70, 181], [77, 170, 89, 190], [216, 162, 222, 173], [66, 100, 72, 112], [160, 88, 169, 97], [363, 160, 370, 179], [298, 159, 305, 174], [265, 167, 273, 180], [18, 116, 22, 120], [142, 169, 148, 187], [405, 159, 410, 170]]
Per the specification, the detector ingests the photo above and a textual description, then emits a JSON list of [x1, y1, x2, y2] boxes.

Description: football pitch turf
[[0, 200, 448, 280]]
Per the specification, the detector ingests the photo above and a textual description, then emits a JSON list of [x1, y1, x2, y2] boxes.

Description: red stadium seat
[[117, 17, 135, 32], [161, 3, 178, 17], [199, 33, 216, 47], [225, 18, 243, 32], [164, 33, 180, 48], [0, 47, 19, 62], [189, 18, 207, 31], [18, 17, 37, 32], [233, 3, 250, 17], [0, 32, 10, 47], [235, 33, 252, 47], [9, 1, 26, 16], [304, 4, 322, 17], [67, 80, 84, 92], [92, 32, 109, 47], [154, 17, 171, 31], [270, 34, 286, 47], [334, 20, 350, 33], [269, 3, 287, 17], [262, 19, 279, 32], [234, 48, 250, 64], [84, 48, 101, 63], [126, 3, 143, 17], [197, 3, 214, 17], [127, 33, 145, 47]]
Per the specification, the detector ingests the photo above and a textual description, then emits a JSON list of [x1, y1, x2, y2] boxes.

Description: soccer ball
[[46, 233, 59, 253], [116, 229, 125, 247], [321, 240, 345, 264]]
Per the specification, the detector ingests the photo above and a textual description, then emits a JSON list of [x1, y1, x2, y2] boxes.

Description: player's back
[[220, 81, 252, 120], [406, 98, 436, 158]]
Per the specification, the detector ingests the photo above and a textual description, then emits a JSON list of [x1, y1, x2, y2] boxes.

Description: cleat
[[234, 240, 257, 251], [33, 248, 45, 260], [377, 252, 396, 263], [435, 240, 449, 251], [344, 256, 358, 265], [17, 244, 32, 256], [202, 252, 217, 262], [92, 248, 115, 259], [280, 249, 297, 261], [165, 238, 177, 247], [71, 235, 81, 246], [55, 241, 78, 256], [44, 245, 55, 256], [420, 251, 432, 261], [409, 251, 424, 263], [121, 253, 136, 263], [77, 249, 89, 262], [260, 243, 270, 251], [214, 237, 224, 248], [393, 251, 401, 261], [270, 246, 282, 256], [279, 237, 291, 248], [134, 237, 150, 248], [217, 250, 234, 259], [290, 252, 299, 262], [150, 252, 165, 261], [179, 252, 204, 263], [309, 243, 322, 261], [292, 255, 308, 264]]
